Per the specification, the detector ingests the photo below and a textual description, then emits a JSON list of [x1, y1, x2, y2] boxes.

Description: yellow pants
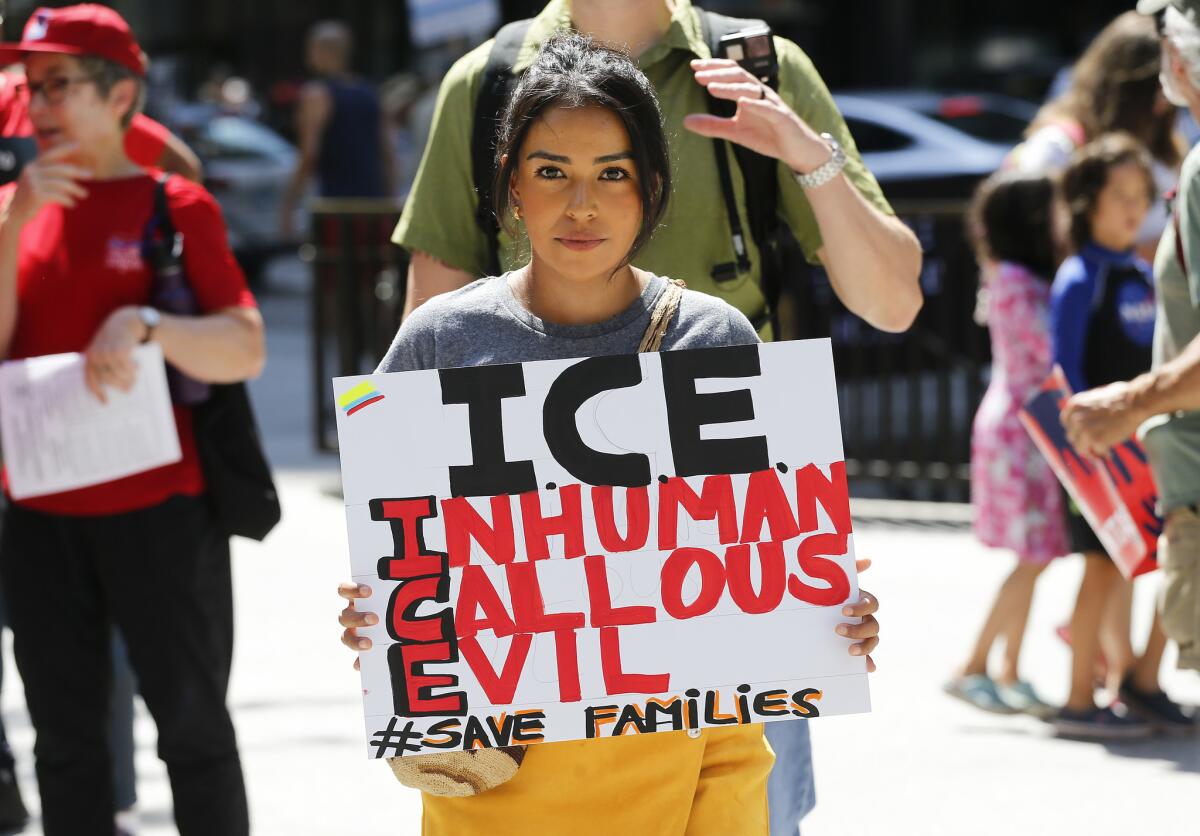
[[421, 726, 773, 836]]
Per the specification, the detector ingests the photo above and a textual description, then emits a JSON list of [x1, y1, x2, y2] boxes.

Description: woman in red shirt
[[0, 7, 263, 834]]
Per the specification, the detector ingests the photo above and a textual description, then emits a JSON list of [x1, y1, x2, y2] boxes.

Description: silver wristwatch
[[793, 133, 846, 190], [138, 306, 161, 343]]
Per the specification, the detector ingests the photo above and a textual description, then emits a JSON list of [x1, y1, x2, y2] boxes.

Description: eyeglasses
[[15, 76, 96, 107]]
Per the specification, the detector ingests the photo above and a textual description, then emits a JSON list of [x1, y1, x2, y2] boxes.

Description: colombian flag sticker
[[338, 381, 385, 417]]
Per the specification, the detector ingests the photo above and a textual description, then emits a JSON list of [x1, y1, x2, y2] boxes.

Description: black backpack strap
[[144, 172, 183, 266], [698, 10, 783, 333], [152, 172, 177, 241], [1176, 212, 1188, 275], [1169, 188, 1188, 275], [471, 19, 535, 277]]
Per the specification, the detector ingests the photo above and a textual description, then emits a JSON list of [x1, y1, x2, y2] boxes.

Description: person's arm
[[809, 184, 922, 334], [1049, 264, 1092, 396], [0, 211, 20, 361], [125, 115, 203, 182], [0, 144, 91, 360], [402, 250, 473, 320], [82, 305, 265, 401], [280, 81, 332, 238], [685, 57, 922, 333], [1064, 327, 1200, 455], [156, 131, 203, 183], [1126, 335, 1200, 414]]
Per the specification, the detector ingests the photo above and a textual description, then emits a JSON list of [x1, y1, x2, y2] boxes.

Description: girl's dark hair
[[1031, 11, 1184, 168], [968, 171, 1060, 281], [1061, 132, 1156, 250], [492, 32, 671, 269]]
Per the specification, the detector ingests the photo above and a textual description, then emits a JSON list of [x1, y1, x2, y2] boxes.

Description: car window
[[929, 111, 1028, 144], [201, 117, 294, 160], [844, 117, 914, 153]]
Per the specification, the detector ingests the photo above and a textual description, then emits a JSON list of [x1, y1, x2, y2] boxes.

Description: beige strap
[[638, 279, 686, 353]]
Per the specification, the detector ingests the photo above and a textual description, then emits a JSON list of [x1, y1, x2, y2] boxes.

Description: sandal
[[943, 674, 1018, 715]]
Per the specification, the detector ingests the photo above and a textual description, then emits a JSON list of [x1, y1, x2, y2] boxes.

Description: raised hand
[[8, 142, 91, 226], [683, 58, 831, 175]]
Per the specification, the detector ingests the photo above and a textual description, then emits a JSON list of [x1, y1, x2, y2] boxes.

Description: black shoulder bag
[[144, 175, 281, 541]]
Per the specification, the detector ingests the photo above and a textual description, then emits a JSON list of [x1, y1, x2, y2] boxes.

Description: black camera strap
[[698, 11, 782, 333], [708, 130, 751, 283]]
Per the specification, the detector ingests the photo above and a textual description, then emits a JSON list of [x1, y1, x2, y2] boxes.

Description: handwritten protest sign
[[334, 340, 870, 759], [1020, 367, 1159, 578]]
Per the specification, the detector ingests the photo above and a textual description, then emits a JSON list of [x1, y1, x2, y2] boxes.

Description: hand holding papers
[[0, 343, 182, 499]]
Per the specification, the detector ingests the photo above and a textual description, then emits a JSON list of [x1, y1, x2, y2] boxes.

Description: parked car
[[172, 108, 307, 280], [833, 90, 1038, 200]]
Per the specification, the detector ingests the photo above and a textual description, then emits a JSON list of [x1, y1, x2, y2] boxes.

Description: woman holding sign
[[338, 33, 879, 835]]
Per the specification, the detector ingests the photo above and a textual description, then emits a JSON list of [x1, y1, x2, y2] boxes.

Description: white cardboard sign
[[334, 339, 870, 759]]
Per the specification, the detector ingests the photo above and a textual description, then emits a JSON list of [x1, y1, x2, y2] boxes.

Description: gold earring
[[513, 203, 522, 220]]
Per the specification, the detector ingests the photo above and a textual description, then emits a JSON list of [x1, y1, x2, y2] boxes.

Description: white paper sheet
[[0, 343, 182, 499]]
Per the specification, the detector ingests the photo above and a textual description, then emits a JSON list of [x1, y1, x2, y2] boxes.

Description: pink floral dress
[[971, 261, 1068, 563]]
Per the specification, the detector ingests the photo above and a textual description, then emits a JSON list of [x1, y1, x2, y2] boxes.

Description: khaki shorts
[[1161, 507, 1200, 671]]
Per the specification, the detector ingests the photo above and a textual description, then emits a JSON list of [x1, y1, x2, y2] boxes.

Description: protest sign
[[334, 340, 870, 759], [1019, 367, 1159, 578]]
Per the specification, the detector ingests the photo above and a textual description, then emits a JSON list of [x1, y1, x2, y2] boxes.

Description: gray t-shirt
[[1141, 143, 1200, 512], [378, 272, 760, 373]]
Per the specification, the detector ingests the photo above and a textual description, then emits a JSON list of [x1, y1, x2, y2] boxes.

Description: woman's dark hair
[[1030, 11, 1183, 168], [492, 32, 671, 269], [968, 170, 1060, 281], [1061, 132, 1156, 250]]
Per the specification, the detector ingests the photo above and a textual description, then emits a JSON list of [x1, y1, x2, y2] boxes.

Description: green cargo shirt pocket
[[1161, 507, 1200, 671]]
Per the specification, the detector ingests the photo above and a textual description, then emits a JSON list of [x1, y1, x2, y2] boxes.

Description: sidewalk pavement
[[2, 288, 1197, 835]]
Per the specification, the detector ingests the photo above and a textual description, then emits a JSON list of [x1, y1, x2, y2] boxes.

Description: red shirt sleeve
[[124, 114, 170, 167], [166, 178, 257, 312]]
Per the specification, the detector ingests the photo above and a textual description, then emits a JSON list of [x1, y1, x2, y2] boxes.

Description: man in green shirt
[[393, 0, 922, 336], [391, 2, 921, 832], [1064, 0, 1200, 675]]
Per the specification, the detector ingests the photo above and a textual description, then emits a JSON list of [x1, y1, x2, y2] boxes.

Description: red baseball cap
[[0, 5, 146, 77]]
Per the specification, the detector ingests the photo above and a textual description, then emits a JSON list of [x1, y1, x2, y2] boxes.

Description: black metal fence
[[782, 200, 989, 503], [309, 198, 407, 452], [310, 199, 989, 503]]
